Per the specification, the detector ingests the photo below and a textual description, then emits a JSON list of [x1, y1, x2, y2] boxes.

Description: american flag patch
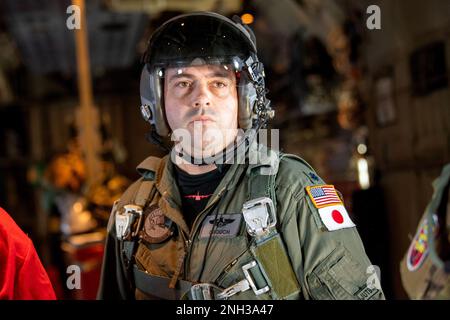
[[306, 185, 342, 208]]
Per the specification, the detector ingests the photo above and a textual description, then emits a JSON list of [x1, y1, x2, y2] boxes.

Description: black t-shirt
[[173, 163, 230, 229]]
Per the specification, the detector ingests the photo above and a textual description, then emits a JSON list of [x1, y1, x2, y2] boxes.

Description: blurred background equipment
[[0, 0, 449, 299], [29, 117, 130, 299]]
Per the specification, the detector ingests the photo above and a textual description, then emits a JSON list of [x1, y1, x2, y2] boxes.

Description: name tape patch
[[199, 213, 242, 239]]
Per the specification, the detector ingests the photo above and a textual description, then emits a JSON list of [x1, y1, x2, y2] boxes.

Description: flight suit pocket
[[135, 236, 181, 278], [307, 244, 379, 300]]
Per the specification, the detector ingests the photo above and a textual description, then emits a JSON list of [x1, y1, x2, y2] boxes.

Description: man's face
[[164, 64, 238, 159]]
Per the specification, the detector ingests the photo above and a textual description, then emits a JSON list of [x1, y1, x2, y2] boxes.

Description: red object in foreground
[[0, 207, 56, 300]]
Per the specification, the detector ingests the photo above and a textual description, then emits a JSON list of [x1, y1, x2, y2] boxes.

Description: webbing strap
[[133, 265, 194, 300], [251, 234, 301, 299], [246, 149, 280, 202], [121, 160, 161, 288], [134, 179, 155, 207], [244, 151, 301, 299], [247, 168, 275, 200], [122, 179, 155, 262]]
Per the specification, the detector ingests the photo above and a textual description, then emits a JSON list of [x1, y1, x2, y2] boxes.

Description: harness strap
[[117, 158, 162, 291], [242, 150, 301, 299], [133, 265, 194, 300]]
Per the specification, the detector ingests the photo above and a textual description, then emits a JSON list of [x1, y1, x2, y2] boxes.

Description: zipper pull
[[224, 258, 239, 273]]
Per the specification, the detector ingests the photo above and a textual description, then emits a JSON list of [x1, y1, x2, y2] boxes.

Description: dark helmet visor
[[144, 13, 256, 70]]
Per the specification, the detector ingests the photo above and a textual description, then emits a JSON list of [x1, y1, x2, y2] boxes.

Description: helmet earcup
[[140, 67, 170, 136]]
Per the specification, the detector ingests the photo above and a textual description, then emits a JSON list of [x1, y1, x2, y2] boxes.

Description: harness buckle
[[242, 197, 276, 237], [115, 204, 143, 240], [216, 279, 250, 300], [242, 260, 270, 296], [190, 283, 222, 300]]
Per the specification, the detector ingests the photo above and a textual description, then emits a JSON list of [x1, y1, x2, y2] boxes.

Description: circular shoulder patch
[[140, 204, 173, 243], [406, 214, 438, 271]]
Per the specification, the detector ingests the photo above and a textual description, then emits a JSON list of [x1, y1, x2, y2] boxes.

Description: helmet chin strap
[[145, 129, 171, 153]]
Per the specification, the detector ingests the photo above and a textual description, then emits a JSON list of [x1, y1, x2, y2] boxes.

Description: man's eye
[[176, 81, 190, 88], [213, 81, 227, 88]]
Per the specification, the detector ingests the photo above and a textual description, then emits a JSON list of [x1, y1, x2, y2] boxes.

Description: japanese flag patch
[[306, 185, 355, 231]]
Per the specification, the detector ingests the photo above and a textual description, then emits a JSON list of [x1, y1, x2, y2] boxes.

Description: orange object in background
[[241, 13, 254, 25]]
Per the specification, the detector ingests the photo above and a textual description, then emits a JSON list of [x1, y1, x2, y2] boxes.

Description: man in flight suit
[[97, 12, 384, 300], [400, 163, 450, 299]]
